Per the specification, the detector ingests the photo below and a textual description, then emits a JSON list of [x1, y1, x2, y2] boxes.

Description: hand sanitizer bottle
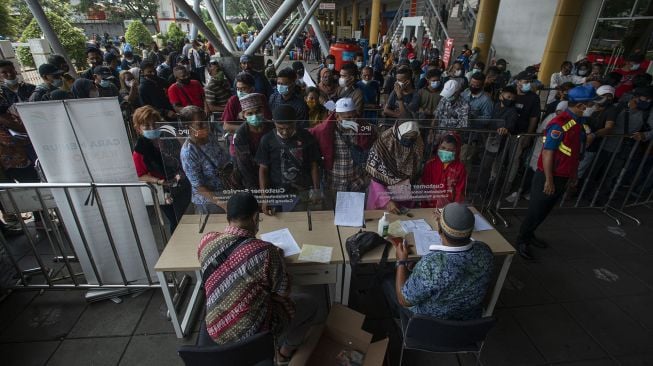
[[378, 212, 389, 237]]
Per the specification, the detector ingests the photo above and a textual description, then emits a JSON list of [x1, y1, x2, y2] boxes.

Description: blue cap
[[567, 84, 596, 102]]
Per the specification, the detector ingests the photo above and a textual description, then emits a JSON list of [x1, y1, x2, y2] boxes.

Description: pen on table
[[307, 208, 312, 231]]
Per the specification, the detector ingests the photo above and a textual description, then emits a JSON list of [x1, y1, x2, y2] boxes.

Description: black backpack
[[345, 231, 391, 267]]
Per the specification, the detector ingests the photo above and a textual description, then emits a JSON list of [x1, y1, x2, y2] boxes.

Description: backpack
[[345, 231, 391, 267]]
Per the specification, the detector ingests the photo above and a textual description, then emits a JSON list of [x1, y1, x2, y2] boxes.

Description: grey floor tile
[[573, 227, 645, 258], [535, 230, 607, 260], [498, 262, 556, 307], [612, 294, 653, 331], [46, 337, 130, 366], [0, 290, 87, 342], [615, 353, 653, 365], [119, 333, 196, 366], [526, 262, 605, 301], [511, 304, 606, 363], [0, 290, 38, 329], [620, 226, 653, 252], [68, 290, 153, 338], [134, 291, 177, 335], [613, 254, 653, 288], [0, 340, 60, 366], [474, 310, 545, 366], [567, 258, 651, 297], [564, 300, 653, 357], [550, 358, 618, 365]]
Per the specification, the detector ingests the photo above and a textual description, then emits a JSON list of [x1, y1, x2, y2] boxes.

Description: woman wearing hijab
[[366, 121, 424, 213], [420, 133, 467, 208]]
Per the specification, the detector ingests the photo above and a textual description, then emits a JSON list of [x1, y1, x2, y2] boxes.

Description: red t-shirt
[[133, 151, 165, 179], [421, 158, 467, 208], [304, 38, 312, 49], [167, 80, 205, 108]]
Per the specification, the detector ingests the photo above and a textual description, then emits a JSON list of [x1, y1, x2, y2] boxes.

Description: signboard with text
[[442, 38, 454, 68], [319, 2, 336, 10]]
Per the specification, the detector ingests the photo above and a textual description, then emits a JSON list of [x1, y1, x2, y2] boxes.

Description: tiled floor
[[1, 207, 653, 365]]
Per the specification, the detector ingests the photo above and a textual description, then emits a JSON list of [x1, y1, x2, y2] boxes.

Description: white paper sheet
[[413, 230, 443, 255], [474, 214, 494, 231], [334, 192, 365, 227], [260, 228, 301, 257], [298, 244, 333, 263], [400, 219, 432, 233]]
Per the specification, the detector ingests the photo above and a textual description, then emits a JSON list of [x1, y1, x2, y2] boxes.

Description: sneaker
[[505, 192, 519, 203]]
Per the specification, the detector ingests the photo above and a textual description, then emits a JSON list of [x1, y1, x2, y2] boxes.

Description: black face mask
[[399, 137, 415, 148], [469, 86, 482, 94], [178, 78, 190, 85], [502, 98, 514, 107]]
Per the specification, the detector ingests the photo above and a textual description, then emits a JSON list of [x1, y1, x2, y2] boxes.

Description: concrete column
[[369, 0, 381, 46], [352, 2, 359, 29], [189, 0, 201, 40], [471, 0, 501, 65], [538, 0, 585, 85]]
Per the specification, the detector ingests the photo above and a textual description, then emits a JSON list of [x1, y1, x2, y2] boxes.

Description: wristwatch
[[396, 260, 409, 268]]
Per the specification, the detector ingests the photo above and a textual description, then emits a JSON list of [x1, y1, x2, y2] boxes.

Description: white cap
[[555, 101, 568, 112], [335, 97, 356, 113], [596, 85, 615, 96], [440, 79, 459, 99], [398, 121, 420, 137]]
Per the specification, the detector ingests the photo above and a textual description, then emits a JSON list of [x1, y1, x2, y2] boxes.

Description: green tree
[[234, 21, 250, 35], [226, 0, 256, 24], [12, 0, 72, 31], [166, 23, 187, 50], [76, 0, 160, 32], [0, 1, 17, 38], [16, 12, 87, 69], [125, 20, 152, 47]]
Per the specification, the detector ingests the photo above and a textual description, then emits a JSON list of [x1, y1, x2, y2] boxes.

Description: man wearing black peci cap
[[256, 105, 322, 215], [29, 64, 64, 102]]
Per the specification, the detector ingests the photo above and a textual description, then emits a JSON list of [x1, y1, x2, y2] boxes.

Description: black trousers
[[519, 170, 568, 242]]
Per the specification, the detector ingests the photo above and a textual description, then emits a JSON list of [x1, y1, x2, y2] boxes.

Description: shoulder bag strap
[[201, 236, 253, 283]]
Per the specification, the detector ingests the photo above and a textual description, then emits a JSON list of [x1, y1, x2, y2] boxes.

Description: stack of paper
[[400, 219, 432, 233], [298, 244, 333, 263], [260, 228, 301, 257], [473, 214, 493, 231], [413, 230, 443, 255]]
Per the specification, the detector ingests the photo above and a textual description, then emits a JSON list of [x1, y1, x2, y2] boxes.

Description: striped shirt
[[198, 226, 293, 344]]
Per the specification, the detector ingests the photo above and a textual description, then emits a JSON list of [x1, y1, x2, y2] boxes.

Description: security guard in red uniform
[[517, 85, 596, 260]]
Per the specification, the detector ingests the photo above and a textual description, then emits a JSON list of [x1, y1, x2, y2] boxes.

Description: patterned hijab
[[366, 122, 424, 186]]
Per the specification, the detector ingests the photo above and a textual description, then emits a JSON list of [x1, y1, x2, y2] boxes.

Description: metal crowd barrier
[[486, 133, 653, 226], [0, 183, 191, 302]]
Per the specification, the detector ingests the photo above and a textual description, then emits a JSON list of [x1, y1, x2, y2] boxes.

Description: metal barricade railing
[[0, 182, 180, 293], [486, 132, 653, 227]]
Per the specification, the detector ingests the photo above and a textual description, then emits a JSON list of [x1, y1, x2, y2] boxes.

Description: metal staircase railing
[[386, 0, 450, 52], [458, 0, 477, 35], [387, 0, 410, 42]]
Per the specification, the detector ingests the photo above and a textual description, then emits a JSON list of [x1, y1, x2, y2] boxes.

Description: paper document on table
[[298, 244, 333, 263], [260, 228, 301, 257], [474, 214, 493, 231], [400, 219, 432, 233], [334, 192, 365, 227], [413, 230, 442, 255]]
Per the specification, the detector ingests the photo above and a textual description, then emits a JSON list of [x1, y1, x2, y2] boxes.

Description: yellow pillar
[[352, 2, 359, 29], [369, 0, 381, 46], [539, 0, 585, 86], [471, 0, 501, 65]]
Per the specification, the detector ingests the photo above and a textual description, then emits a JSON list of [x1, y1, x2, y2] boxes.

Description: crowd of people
[[2, 27, 653, 363]]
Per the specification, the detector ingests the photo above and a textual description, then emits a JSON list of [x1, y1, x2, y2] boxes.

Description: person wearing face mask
[[197, 192, 318, 363], [318, 68, 338, 104], [445, 61, 468, 90], [335, 63, 364, 114], [355, 54, 365, 70], [366, 121, 424, 213], [269, 68, 309, 127], [169, 55, 204, 86], [79, 47, 104, 81], [118, 69, 141, 121], [233, 94, 274, 189], [420, 133, 467, 208], [494, 59, 511, 88], [236, 55, 273, 98], [573, 61, 591, 85], [29, 63, 65, 102], [357, 66, 381, 123], [291, 61, 307, 95], [576, 86, 617, 181], [204, 58, 231, 115], [544, 82, 575, 115], [72, 66, 120, 99], [304, 87, 327, 127], [222, 72, 273, 147], [131, 106, 190, 231], [180, 106, 230, 214], [0, 60, 36, 114], [434, 79, 470, 129], [103, 52, 122, 88], [461, 72, 493, 122], [120, 50, 142, 72], [384, 66, 420, 120], [138, 61, 176, 120], [256, 105, 322, 215], [465, 62, 484, 83], [516, 85, 596, 260], [417, 69, 442, 122], [167, 65, 205, 113], [615, 53, 646, 100], [549, 61, 574, 91], [310, 98, 375, 201]]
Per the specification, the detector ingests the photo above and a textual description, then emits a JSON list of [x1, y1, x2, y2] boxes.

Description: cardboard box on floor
[[289, 304, 389, 366]]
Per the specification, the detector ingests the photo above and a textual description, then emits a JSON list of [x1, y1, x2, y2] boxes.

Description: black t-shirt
[[255, 128, 321, 192], [587, 105, 618, 152], [514, 92, 541, 133]]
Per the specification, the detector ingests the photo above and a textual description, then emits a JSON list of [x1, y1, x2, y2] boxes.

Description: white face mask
[[454, 70, 462, 77], [3, 78, 18, 87], [338, 77, 347, 88], [327, 63, 335, 70], [583, 105, 597, 117], [339, 119, 359, 131], [126, 80, 134, 88], [631, 63, 640, 71]]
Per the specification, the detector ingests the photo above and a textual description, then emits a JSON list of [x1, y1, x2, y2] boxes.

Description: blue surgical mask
[[438, 149, 455, 163], [99, 79, 112, 88], [237, 90, 248, 99], [277, 84, 289, 95], [246, 113, 263, 127], [521, 82, 531, 92], [142, 129, 161, 139], [430, 81, 440, 89], [51, 78, 63, 88]]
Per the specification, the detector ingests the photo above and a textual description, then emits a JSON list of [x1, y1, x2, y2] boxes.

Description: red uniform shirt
[[537, 110, 586, 178]]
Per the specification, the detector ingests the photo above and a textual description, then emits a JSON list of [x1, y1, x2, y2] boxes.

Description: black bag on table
[[345, 231, 391, 267]]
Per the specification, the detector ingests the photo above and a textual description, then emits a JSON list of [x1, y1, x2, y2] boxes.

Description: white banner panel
[[16, 98, 160, 285]]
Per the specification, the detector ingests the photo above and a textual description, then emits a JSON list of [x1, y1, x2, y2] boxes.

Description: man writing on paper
[[198, 192, 317, 363], [383, 203, 493, 324]]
